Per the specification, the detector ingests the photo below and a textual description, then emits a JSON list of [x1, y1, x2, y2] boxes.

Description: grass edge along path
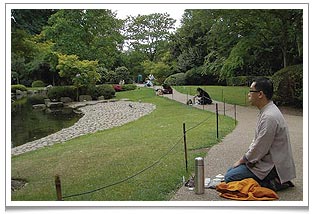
[[11, 87, 235, 201]]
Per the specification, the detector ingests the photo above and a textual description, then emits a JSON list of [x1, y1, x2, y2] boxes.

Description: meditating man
[[224, 77, 296, 191]]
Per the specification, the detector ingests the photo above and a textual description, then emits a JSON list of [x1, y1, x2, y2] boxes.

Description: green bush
[[164, 73, 186, 86], [185, 66, 219, 85], [121, 84, 137, 91], [47, 86, 77, 101], [31, 80, 45, 88], [95, 84, 115, 99], [226, 76, 262, 86], [271, 64, 303, 107], [27, 95, 47, 105], [11, 84, 27, 93]]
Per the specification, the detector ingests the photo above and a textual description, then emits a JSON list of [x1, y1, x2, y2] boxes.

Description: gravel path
[[11, 100, 156, 156], [161, 88, 304, 202]]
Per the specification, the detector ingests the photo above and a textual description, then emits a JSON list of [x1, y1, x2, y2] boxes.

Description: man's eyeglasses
[[249, 90, 261, 93]]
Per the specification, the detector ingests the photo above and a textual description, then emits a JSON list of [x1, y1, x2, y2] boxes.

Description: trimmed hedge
[[31, 80, 45, 88], [27, 95, 47, 105], [95, 84, 115, 99], [271, 64, 303, 107], [121, 84, 137, 91], [11, 84, 27, 93], [185, 67, 220, 85], [226, 76, 262, 86], [164, 73, 186, 86], [47, 86, 77, 101]]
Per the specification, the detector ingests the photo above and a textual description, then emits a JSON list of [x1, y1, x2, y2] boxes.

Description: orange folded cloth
[[216, 178, 279, 201]]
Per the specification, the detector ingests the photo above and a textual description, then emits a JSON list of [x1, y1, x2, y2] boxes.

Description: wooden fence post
[[55, 175, 63, 201], [183, 123, 188, 172]]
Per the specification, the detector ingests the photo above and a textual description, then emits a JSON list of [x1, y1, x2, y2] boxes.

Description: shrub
[[31, 80, 45, 88], [47, 86, 77, 101], [96, 84, 115, 99], [185, 66, 220, 85], [226, 76, 262, 86], [113, 85, 123, 92], [271, 64, 303, 107], [164, 73, 186, 86], [11, 84, 27, 93], [121, 84, 137, 91], [27, 95, 47, 105]]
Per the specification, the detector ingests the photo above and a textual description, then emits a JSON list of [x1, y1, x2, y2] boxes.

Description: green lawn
[[174, 85, 250, 106], [11, 87, 235, 201]]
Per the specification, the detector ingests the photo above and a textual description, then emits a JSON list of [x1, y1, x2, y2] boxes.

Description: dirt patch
[[11, 179, 28, 191]]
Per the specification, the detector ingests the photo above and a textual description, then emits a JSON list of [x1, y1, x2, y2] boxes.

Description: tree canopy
[[11, 8, 303, 87]]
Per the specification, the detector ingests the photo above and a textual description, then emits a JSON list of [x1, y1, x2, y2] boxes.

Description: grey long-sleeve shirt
[[244, 101, 296, 184]]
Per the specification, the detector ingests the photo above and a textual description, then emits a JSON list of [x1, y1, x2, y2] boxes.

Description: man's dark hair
[[254, 77, 274, 100]]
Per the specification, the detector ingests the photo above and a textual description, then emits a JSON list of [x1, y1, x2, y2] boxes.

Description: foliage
[[141, 60, 173, 84], [124, 13, 176, 61], [27, 95, 47, 105], [185, 66, 220, 85], [47, 86, 77, 101], [31, 80, 45, 88], [11, 84, 27, 93], [95, 84, 115, 99], [172, 9, 303, 80], [11, 9, 57, 35], [57, 53, 100, 89], [115, 66, 131, 83], [226, 76, 261, 86], [43, 9, 124, 69], [11, 9, 303, 93], [121, 84, 137, 91], [164, 73, 186, 86], [271, 64, 303, 107]]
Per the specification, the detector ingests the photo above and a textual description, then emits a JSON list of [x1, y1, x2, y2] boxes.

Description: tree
[[56, 53, 100, 99], [43, 9, 124, 69], [124, 13, 176, 61], [172, 9, 303, 81], [11, 9, 57, 35]]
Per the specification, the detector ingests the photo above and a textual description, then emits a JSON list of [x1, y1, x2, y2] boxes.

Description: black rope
[[62, 135, 184, 199], [185, 115, 211, 133]]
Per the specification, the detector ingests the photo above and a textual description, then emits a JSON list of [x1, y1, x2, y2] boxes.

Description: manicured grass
[[174, 85, 250, 106], [11, 87, 235, 201]]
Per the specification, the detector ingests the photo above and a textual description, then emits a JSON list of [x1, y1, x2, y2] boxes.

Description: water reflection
[[11, 97, 82, 147]]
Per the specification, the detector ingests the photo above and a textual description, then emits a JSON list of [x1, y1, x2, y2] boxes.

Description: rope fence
[[54, 92, 238, 201]]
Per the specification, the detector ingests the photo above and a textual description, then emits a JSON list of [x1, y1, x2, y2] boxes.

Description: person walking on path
[[224, 77, 296, 191]]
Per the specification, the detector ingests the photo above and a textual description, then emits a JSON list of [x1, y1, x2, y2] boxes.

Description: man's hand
[[232, 157, 246, 168]]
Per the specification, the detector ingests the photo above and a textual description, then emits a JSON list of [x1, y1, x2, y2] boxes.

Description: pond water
[[11, 97, 82, 148]]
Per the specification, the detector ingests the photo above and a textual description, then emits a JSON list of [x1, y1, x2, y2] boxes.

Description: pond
[[11, 97, 82, 148]]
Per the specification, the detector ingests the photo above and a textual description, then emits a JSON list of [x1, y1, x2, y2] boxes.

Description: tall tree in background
[[43, 9, 124, 69], [172, 9, 303, 80], [124, 13, 176, 62]]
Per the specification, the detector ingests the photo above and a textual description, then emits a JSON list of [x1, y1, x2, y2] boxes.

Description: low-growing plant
[[121, 84, 137, 91], [47, 86, 77, 101], [31, 80, 45, 88], [27, 95, 47, 105], [271, 64, 303, 107], [11, 84, 27, 93], [164, 73, 186, 86], [96, 84, 115, 99]]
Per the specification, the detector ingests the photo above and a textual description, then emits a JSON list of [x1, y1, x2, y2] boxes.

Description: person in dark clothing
[[162, 84, 173, 94], [195, 87, 212, 105]]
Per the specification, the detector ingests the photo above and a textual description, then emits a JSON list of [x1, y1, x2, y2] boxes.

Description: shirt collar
[[259, 101, 274, 114]]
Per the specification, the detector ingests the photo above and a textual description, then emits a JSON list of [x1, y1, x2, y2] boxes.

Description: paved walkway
[[159, 88, 303, 202]]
